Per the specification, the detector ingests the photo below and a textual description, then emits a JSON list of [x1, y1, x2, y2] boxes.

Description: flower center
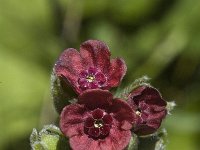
[[136, 110, 142, 116], [86, 75, 95, 83], [78, 67, 107, 90], [84, 109, 113, 138], [136, 108, 142, 116], [94, 119, 104, 128]]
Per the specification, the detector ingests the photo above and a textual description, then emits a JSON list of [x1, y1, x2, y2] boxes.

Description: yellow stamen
[[94, 120, 104, 128], [86, 76, 95, 82], [136, 110, 142, 116]]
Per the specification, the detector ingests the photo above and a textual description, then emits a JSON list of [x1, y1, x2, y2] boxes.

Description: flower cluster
[[54, 40, 167, 150]]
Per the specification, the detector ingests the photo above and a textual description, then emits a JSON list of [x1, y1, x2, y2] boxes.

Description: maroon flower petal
[[60, 104, 88, 137], [79, 82, 89, 90], [100, 125, 110, 135], [107, 58, 127, 87], [88, 81, 99, 89], [140, 112, 148, 122], [88, 127, 100, 137], [55, 48, 83, 77], [147, 119, 162, 129], [85, 117, 95, 128], [129, 86, 167, 107], [70, 120, 131, 150], [78, 78, 87, 85], [103, 122, 132, 150], [78, 89, 113, 110], [102, 114, 113, 125], [142, 87, 167, 107], [95, 72, 107, 84], [92, 109, 104, 119], [133, 125, 156, 136], [55, 48, 84, 94], [108, 98, 135, 129], [121, 120, 134, 131], [69, 134, 99, 150], [88, 67, 97, 75], [79, 70, 88, 78], [147, 110, 167, 121], [80, 40, 111, 73]]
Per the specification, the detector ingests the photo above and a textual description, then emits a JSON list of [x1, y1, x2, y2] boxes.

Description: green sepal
[[127, 133, 138, 150], [32, 142, 47, 150], [154, 138, 166, 150], [166, 101, 176, 115], [51, 69, 77, 114], [30, 128, 39, 145], [30, 124, 70, 150], [137, 128, 167, 150]]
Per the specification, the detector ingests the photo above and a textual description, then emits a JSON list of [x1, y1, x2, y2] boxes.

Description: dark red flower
[[127, 86, 167, 136], [60, 89, 135, 150], [54, 40, 127, 94]]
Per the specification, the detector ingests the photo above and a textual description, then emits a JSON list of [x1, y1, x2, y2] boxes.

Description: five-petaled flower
[[127, 86, 167, 136], [54, 40, 127, 94], [60, 89, 135, 150]]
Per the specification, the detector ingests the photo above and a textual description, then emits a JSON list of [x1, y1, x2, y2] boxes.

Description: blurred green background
[[0, 0, 200, 149]]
